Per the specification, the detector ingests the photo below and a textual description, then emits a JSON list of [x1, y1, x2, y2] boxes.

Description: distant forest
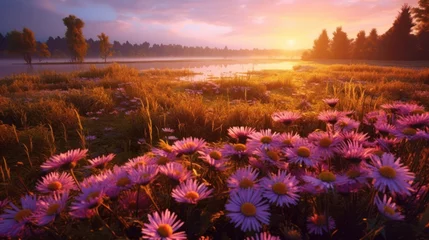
[[303, 3, 429, 61]]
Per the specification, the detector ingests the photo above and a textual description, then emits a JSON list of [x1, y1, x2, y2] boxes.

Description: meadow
[[0, 63, 428, 239]]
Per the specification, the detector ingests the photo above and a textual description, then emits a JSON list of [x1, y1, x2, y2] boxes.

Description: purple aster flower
[[70, 185, 105, 219], [34, 192, 68, 226], [41, 149, 88, 171], [228, 126, 256, 144], [225, 189, 270, 232], [198, 148, 228, 171], [380, 102, 405, 114], [308, 131, 341, 160], [307, 214, 336, 235], [0, 194, 37, 238], [302, 170, 343, 191], [278, 132, 302, 148], [337, 166, 369, 192], [150, 151, 176, 166], [271, 111, 302, 125], [85, 153, 115, 169], [129, 165, 159, 185], [118, 190, 150, 214], [375, 195, 404, 220], [365, 153, 414, 195], [159, 163, 191, 182], [36, 172, 77, 194], [124, 155, 154, 170], [227, 166, 260, 192], [392, 127, 429, 141], [162, 128, 175, 133], [318, 110, 346, 125], [338, 131, 370, 146], [396, 113, 429, 130], [141, 209, 186, 239], [103, 166, 134, 198], [247, 129, 281, 151], [335, 140, 370, 165], [172, 137, 206, 155], [376, 137, 400, 152], [374, 121, 395, 136], [0, 198, 10, 211], [334, 117, 360, 133], [284, 139, 320, 167], [80, 173, 108, 189], [322, 98, 339, 108], [245, 232, 280, 240], [221, 143, 251, 159], [395, 103, 425, 116], [261, 170, 300, 207], [172, 179, 213, 204], [253, 148, 287, 168], [364, 110, 387, 125]]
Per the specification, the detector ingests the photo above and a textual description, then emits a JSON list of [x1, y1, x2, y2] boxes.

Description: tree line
[[303, 2, 429, 60]]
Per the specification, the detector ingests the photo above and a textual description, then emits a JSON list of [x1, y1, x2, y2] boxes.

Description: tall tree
[[413, 0, 429, 59], [37, 42, 51, 62], [379, 4, 417, 60], [63, 15, 87, 62], [331, 27, 352, 59], [311, 29, 331, 59], [366, 29, 379, 60], [6, 28, 36, 64], [97, 33, 112, 62], [351, 30, 366, 59]]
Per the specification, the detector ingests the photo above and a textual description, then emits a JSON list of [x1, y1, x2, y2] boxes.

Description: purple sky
[[0, 0, 418, 49]]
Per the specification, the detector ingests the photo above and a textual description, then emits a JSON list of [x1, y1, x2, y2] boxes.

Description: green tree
[[6, 28, 36, 64], [331, 27, 352, 59], [37, 42, 51, 62], [97, 33, 112, 62], [63, 15, 88, 62], [351, 31, 366, 59], [366, 29, 379, 59], [311, 29, 331, 59]]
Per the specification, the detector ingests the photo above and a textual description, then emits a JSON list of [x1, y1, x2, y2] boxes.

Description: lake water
[[0, 58, 300, 81]]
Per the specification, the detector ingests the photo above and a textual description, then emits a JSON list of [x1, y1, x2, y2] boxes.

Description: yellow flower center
[[383, 206, 395, 216], [338, 121, 348, 128], [66, 161, 77, 169], [272, 182, 288, 195], [266, 151, 280, 161], [46, 203, 61, 216], [184, 191, 200, 201], [134, 161, 146, 169], [379, 166, 397, 179], [260, 136, 272, 144], [373, 150, 385, 157], [157, 224, 173, 237], [318, 171, 336, 182], [240, 202, 257, 217], [157, 156, 170, 165], [182, 142, 197, 150], [209, 151, 222, 160], [319, 137, 332, 148], [346, 169, 361, 179], [233, 144, 247, 152], [14, 209, 32, 222], [283, 139, 292, 146], [116, 177, 131, 187], [297, 147, 311, 158], [239, 178, 254, 189], [411, 109, 424, 115], [47, 181, 63, 191], [314, 215, 326, 226], [402, 128, 417, 136]]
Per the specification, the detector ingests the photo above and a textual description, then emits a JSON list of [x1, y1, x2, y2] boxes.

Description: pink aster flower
[[159, 163, 191, 182], [318, 110, 347, 125], [227, 166, 260, 192], [284, 139, 320, 167], [322, 98, 339, 108], [247, 129, 281, 151], [124, 155, 154, 170], [36, 172, 77, 194], [0, 194, 37, 238], [245, 232, 281, 240], [172, 137, 206, 155], [198, 148, 228, 171], [228, 126, 256, 144], [392, 127, 429, 141], [364, 110, 387, 125], [103, 166, 134, 198], [261, 170, 300, 207], [221, 143, 251, 159], [308, 131, 341, 160], [396, 113, 429, 130], [150, 151, 176, 166], [376, 137, 400, 152], [271, 111, 302, 125], [34, 192, 69, 226], [375, 195, 404, 220], [41, 149, 88, 171], [172, 179, 213, 204], [374, 121, 395, 136], [335, 140, 370, 165], [128, 164, 159, 185], [395, 103, 425, 116], [253, 148, 287, 168], [278, 132, 302, 149], [302, 170, 343, 191], [225, 189, 270, 232], [365, 153, 414, 196], [307, 214, 336, 235], [70, 185, 105, 219], [118, 190, 150, 214], [338, 131, 370, 145], [337, 166, 369, 193], [85, 153, 115, 169], [141, 209, 186, 239], [334, 117, 360, 133]]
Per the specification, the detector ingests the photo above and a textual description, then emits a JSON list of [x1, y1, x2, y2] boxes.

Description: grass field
[[0, 63, 428, 239]]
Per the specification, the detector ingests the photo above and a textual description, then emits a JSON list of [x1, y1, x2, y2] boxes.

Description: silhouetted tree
[[331, 27, 352, 59], [63, 15, 87, 62], [97, 33, 112, 62], [413, 0, 429, 59], [6, 28, 36, 64], [379, 4, 417, 60], [37, 43, 51, 62], [311, 29, 331, 59], [366, 29, 379, 60], [351, 31, 366, 59]]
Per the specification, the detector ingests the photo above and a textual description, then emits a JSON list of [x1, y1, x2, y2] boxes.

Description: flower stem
[[70, 169, 82, 191], [143, 185, 160, 212]]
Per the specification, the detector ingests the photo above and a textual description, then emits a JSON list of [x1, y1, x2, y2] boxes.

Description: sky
[[0, 0, 419, 50]]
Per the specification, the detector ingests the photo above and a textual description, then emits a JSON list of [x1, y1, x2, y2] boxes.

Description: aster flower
[[364, 110, 387, 125], [125, 155, 154, 170], [162, 128, 175, 133], [334, 117, 360, 133], [253, 148, 287, 168], [172, 179, 213, 204], [337, 166, 369, 192], [395, 103, 425, 116], [261, 170, 300, 207], [129, 164, 159, 185], [228, 126, 256, 144], [308, 131, 341, 160], [380, 102, 404, 114], [103, 166, 134, 198], [302, 170, 342, 191], [396, 113, 429, 130], [0, 194, 37, 238], [70, 185, 105, 219], [322, 98, 339, 108], [271, 111, 302, 125], [277, 132, 302, 148], [34, 192, 68, 226], [172, 137, 206, 155], [307, 214, 336, 235], [227, 166, 260, 192], [159, 163, 191, 182], [284, 139, 320, 167], [36, 172, 77, 194], [80, 172, 108, 189], [41, 149, 88, 171], [374, 121, 395, 136], [222, 143, 251, 159], [375, 195, 404, 220], [118, 190, 150, 213], [392, 127, 429, 141], [366, 153, 414, 195], [150, 151, 176, 166], [245, 232, 281, 240], [375, 137, 400, 152], [335, 140, 370, 165], [338, 131, 370, 146], [85, 153, 115, 169], [141, 209, 186, 239], [225, 189, 270, 232], [318, 110, 346, 125], [198, 148, 228, 171], [247, 129, 280, 151]]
